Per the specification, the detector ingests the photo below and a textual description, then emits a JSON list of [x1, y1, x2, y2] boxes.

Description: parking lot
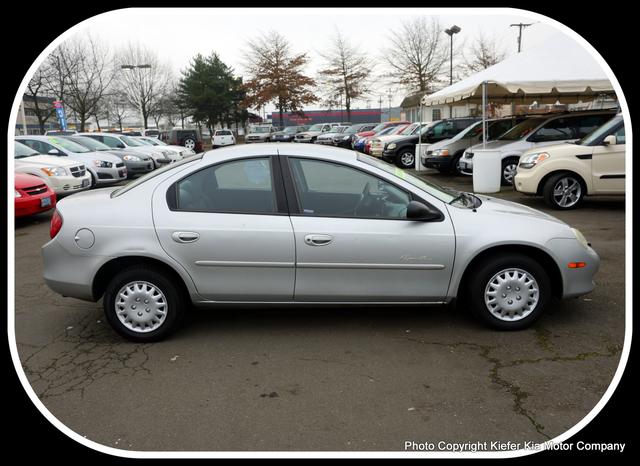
[[13, 170, 625, 452]]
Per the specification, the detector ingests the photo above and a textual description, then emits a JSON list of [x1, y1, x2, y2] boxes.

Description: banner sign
[[53, 101, 67, 130]]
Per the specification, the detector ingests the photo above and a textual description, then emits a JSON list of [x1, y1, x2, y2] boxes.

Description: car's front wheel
[[103, 266, 185, 342], [542, 173, 585, 210], [467, 254, 551, 330], [501, 157, 519, 185], [396, 149, 416, 169]]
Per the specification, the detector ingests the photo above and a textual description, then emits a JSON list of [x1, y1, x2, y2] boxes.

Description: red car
[[352, 121, 410, 151], [15, 173, 57, 218], [364, 124, 410, 154]]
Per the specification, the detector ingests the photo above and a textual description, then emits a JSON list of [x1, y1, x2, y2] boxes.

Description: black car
[[271, 125, 310, 142], [381, 117, 480, 168], [421, 116, 529, 174]]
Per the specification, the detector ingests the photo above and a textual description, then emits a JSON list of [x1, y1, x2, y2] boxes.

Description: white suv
[[460, 111, 616, 185], [212, 129, 236, 148]]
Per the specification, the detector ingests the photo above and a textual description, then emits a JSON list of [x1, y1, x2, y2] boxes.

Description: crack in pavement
[[399, 336, 622, 441], [20, 311, 153, 400]]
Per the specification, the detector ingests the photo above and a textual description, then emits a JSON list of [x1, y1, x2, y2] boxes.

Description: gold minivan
[[514, 114, 625, 209]]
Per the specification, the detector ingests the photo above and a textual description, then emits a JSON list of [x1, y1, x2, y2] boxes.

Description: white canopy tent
[[420, 33, 616, 150]]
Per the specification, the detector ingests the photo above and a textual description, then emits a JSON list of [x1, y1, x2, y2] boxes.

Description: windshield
[[399, 124, 418, 135], [14, 141, 40, 158], [47, 137, 91, 153], [371, 123, 387, 133], [251, 126, 271, 133], [498, 118, 543, 141], [112, 153, 204, 197], [357, 154, 456, 203], [136, 138, 154, 146], [376, 126, 397, 136], [308, 124, 324, 132], [66, 136, 111, 151], [120, 135, 144, 146], [283, 126, 299, 134], [578, 115, 623, 146], [344, 125, 364, 134]]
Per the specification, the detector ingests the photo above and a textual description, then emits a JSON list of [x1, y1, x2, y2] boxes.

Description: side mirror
[[406, 201, 441, 221], [47, 149, 61, 155], [603, 135, 617, 146], [117, 144, 126, 148]]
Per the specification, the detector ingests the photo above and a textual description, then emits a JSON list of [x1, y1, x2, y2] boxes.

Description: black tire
[[451, 152, 465, 175], [89, 171, 97, 188], [542, 173, 586, 210], [103, 266, 186, 342], [466, 253, 551, 330], [501, 157, 519, 186], [396, 148, 416, 169]]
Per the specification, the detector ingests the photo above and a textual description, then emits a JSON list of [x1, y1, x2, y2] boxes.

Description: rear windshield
[[111, 153, 204, 197], [498, 118, 544, 141]]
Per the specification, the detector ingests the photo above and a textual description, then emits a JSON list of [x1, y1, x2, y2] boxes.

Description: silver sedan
[[42, 144, 599, 341]]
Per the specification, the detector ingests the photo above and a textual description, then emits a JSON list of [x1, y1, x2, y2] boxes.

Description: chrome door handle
[[304, 234, 334, 246], [172, 231, 200, 243]]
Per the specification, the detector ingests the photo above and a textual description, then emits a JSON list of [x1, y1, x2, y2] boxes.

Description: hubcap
[[484, 268, 539, 321], [400, 152, 415, 167], [115, 281, 168, 333], [184, 139, 196, 150], [503, 163, 517, 184], [553, 177, 582, 208]]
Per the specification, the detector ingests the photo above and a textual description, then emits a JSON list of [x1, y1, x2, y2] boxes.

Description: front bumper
[[15, 191, 56, 217], [49, 174, 91, 195], [513, 169, 541, 194], [125, 160, 154, 176], [546, 238, 600, 298], [459, 158, 474, 175], [421, 155, 454, 170], [294, 137, 313, 143], [94, 166, 128, 185]]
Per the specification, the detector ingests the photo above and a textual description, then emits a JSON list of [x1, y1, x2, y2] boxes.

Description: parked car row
[[13, 132, 198, 217]]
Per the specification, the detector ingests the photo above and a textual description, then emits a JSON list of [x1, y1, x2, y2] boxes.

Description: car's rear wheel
[[501, 157, 519, 185], [183, 138, 196, 150], [542, 173, 585, 210], [396, 149, 416, 169], [467, 254, 550, 330], [103, 266, 185, 342]]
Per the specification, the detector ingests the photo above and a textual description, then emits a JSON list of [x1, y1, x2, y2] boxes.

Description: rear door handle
[[172, 231, 200, 243], [304, 234, 334, 246]]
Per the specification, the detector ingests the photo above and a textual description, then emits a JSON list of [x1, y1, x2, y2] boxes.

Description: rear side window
[[176, 158, 276, 214], [575, 115, 614, 138], [488, 120, 514, 139]]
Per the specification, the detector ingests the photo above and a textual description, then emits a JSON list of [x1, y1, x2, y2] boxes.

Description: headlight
[[432, 149, 450, 157], [342, 135, 350, 140], [519, 152, 549, 169], [93, 160, 113, 168], [15, 190, 21, 198], [387, 143, 397, 150], [122, 155, 141, 162], [572, 228, 590, 249], [40, 167, 67, 176]]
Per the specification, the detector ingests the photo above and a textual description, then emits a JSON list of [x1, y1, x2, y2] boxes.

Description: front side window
[[289, 158, 411, 219], [176, 157, 276, 214], [530, 118, 575, 142]]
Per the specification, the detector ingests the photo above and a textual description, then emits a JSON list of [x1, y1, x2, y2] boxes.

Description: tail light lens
[[50, 210, 63, 239]]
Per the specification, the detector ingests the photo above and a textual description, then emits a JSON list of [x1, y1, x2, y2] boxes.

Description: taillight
[[50, 210, 63, 239]]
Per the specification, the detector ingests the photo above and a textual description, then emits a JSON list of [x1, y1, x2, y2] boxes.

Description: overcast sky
[[72, 8, 562, 113]]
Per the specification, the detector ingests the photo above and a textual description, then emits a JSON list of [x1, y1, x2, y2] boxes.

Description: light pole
[[121, 64, 151, 129], [444, 25, 461, 85]]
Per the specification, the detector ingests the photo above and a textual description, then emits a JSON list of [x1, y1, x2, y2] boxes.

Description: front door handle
[[172, 231, 200, 243], [304, 234, 334, 246]]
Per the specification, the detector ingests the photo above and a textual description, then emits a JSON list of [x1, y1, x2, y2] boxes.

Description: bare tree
[[381, 17, 450, 93], [103, 93, 130, 131], [114, 43, 173, 129], [242, 31, 316, 126], [461, 33, 506, 75], [317, 30, 372, 122], [25, 69, 55, 134], [56, 36, 115, 132]]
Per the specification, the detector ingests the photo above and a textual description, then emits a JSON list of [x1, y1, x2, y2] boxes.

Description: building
[[268, 108, 382, 127], [16, 95, 58, 135]]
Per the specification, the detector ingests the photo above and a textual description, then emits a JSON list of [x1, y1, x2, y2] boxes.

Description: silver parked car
[[42, 144, 599, 341]]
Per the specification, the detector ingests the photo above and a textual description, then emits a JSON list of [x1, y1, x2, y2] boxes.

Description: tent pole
[[418, 98, 423, 168], [482, 81, 487, 149]]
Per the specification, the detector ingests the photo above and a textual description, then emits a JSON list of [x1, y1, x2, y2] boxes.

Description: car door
[[283, 156, 455, 302], [152, 153, 295, 301], [592, 124, 625, 194]]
